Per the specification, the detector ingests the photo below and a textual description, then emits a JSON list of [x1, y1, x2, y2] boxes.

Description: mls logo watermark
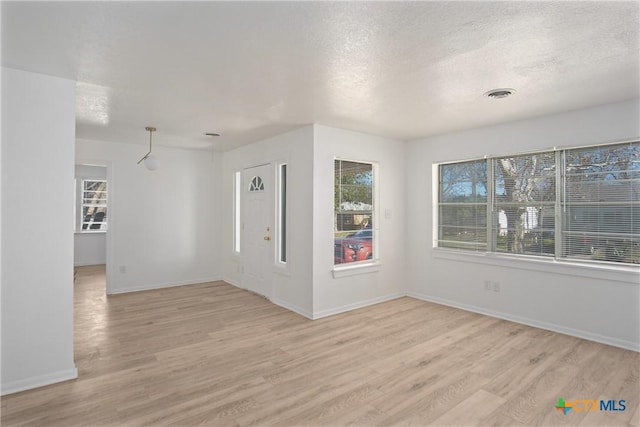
[[555, 397, 626, 415]]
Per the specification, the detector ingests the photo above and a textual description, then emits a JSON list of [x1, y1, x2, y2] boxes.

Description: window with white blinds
[[493, 152, 556, 257], [438, 160, 487, 251], [563, 143, 639, 264], [436, 141, 639, 265]]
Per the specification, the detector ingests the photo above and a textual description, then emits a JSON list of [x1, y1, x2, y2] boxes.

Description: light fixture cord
[[137, 127, 155, 164]]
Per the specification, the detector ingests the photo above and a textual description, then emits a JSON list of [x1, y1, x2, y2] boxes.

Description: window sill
[[75, 230, 107, 235], [332, 261, 381, 278], [432, 248, 639, 285]]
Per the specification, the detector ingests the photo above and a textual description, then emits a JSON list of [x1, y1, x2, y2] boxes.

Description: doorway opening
[[74, 162, 111, 294]]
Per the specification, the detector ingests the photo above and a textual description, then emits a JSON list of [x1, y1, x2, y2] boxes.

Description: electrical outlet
[[492, 282, 501, 292], [483, 280, 491, 291], [119, 265, 127, 274]]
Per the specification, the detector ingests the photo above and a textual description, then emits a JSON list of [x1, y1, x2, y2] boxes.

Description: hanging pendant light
[[137, 126, 160, 171], [144, 154, 159, 171]]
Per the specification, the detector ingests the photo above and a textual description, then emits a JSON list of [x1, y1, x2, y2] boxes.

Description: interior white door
[[242, 164, 273, 299]]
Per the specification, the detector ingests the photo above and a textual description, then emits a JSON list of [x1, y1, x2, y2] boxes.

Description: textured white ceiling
[[2, 1, 639, 151]]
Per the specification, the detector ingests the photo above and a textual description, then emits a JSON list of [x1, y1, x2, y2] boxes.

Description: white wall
[[74, 233, 106, 266], [406, 99, 640, 351], [221, 125, 406, 319], [1, 67, 78, 394], [74, 165, 107, 266], [221, 126, 314, 317], [312, 125, 406, 317], [76, 139, 221, 294]]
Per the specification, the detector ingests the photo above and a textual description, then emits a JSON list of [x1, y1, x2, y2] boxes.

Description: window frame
[[437, 158, 489, 252], [276, 162, 288, 266], [434, 140, 639, 268], [333, 158, 379, 270], [78, 178, 108, 232], [233, 171, 241, 254], [491, 151, 557, 258], [561, 143, 639, 265]]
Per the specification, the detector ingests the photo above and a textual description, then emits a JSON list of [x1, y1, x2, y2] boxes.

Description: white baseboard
[[312, 292, 405, 320], [109, 275, 222, 295], [223, 279, 313, 319], [407, 291, 640, 352], [222, 278, 242, 289], [272, 298, 313, 319], [1, 367, 78, 396]]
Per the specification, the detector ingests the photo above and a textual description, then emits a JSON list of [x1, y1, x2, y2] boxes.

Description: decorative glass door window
[[249, 176, 264, 192]]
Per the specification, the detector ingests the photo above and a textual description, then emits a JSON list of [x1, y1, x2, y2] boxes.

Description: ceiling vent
[[485, 88, 515, 99]]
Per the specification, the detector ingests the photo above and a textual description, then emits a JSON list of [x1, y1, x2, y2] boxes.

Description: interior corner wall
[[75, 139, 221, 294], [406, 99, 640, 351], [312, 125, 406, 318], [221, 126, 314, 318], [1, 67, 78, 394]]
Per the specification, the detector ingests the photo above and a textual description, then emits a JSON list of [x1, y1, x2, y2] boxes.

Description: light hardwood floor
[[1, 265, 638, 426]]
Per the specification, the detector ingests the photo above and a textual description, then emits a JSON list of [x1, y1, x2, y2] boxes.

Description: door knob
[[264, 236, 271, 241]]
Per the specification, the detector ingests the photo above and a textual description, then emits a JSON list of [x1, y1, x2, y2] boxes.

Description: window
[[233, 171, 241, 253], [334, 159, 375, 265], [438, 159, 487, 251], [563, 144, 639, 264], [436, 141, 639, 265], [80, 179, 107, 231], [277, 163, 287, 264], [493, 152, 556, 257]]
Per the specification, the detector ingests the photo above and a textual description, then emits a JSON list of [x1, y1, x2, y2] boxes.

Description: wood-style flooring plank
[[1, 265, 637, 427], [429, 389, 506, 426]]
